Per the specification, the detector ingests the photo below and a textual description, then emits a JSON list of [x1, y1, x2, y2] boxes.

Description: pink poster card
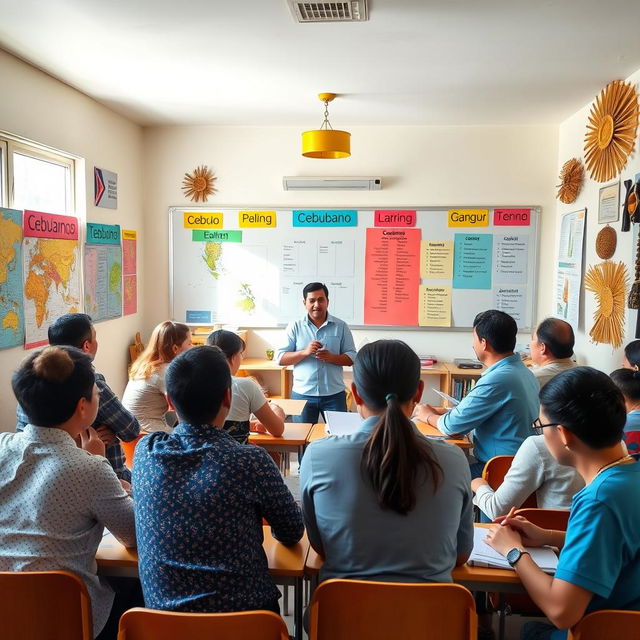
[[493, 209, 531, 226], [23, 210, 79, 239], [374, 210, 417, 227]]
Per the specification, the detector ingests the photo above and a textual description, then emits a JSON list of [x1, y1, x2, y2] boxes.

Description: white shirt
[[122, 364, 171, 432], [227, 376, 267, 422], [531, 359, 576, 388], [0, 425, 136, 637], [474, 435, 584, 520]]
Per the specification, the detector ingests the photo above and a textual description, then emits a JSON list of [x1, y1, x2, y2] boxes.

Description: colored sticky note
[[293, 210, 358, 227], [419, 285, 452, 327], [186, 310, 212, 323], [494, 209, 531, 226], [122, 229, 137, 241], [238, 210, 276, 228], [86, 222, 121, 245], [448, 209, 489, 227], [183, 212, 223, 229], [192, 230, 243, 243], [453, 233, 493, 289], [420, 240, 454, 279], [374, 210, 416, 227]]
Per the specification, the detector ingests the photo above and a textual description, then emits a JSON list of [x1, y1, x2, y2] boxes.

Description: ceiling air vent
[[287, 1, 369, 23]]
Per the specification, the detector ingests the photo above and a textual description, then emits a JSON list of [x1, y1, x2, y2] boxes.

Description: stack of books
[[419, 355, 438, 368]]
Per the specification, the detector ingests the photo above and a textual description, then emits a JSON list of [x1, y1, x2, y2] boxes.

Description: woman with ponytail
[[300, 339, 473, 583]]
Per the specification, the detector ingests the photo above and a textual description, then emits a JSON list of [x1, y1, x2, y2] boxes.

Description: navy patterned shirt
[[16, 372, 140, 482], [132, 423, 304, 613]]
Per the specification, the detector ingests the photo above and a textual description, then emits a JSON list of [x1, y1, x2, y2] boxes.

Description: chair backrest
[[309, 579, 477, 640], [568, 609, 640, 639], [514, 508, 570, 531], [482, 455, 537, 508], [128, 331, 145, 366], [118, 608, 289, 640], [0, 570, 92, 640], [121, 433, 147, 470]]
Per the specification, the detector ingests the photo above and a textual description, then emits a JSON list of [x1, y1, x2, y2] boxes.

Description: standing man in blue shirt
[[415, 309, 539, 478], [277, 282, 357, 424]]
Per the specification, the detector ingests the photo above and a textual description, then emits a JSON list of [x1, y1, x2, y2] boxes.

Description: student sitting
[[133, 346, 303, 614], [415, 310, 539, 478], [471, 433, 584, 521], [16, 313, 140, 483], [610, 368, 640, 454], [122, 321, 192, 432], [206, 329, 284, 443], [300, 340, 474, 584], [485, 367, 640, 640], [622, 339, 640, 370], [0, 346, 136, 640]]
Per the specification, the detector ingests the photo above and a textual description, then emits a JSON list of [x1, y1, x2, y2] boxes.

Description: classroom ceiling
[[1, 0, 640, 127]]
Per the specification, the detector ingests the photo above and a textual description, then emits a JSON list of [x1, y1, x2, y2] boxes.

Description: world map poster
[[84, 223, 122, 322], [22, 210, 81, 349], [0, 208, 24, 349]]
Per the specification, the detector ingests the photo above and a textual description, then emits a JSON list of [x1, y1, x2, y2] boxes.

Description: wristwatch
[[506, 547, 529, 567]]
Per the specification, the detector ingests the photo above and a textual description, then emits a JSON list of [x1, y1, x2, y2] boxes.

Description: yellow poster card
[[183, 212, 223, 229], [122, 229, 137, 240], [238, 210, 277, 228], [448, 209, 489, 227], [420, 240, 454, 279], [419, 285, 452, 327]]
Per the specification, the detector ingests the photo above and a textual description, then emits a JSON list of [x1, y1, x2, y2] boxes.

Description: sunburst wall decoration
[[556, 158, 584, 204], [584, 260, 629, 348], [182, 165, 217, 202], [584, 80, 639, 183]]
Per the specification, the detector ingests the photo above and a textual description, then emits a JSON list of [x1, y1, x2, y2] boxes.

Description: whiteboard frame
[[169, 205, 540, 332]]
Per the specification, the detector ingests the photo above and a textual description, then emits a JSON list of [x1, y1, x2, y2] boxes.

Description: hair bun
[[32, 346, 74, 383]]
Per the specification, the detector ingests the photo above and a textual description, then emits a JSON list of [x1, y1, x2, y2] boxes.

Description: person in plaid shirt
[[16, 313, 140, 483]]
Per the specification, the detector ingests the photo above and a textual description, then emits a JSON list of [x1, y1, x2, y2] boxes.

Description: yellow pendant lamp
[[302, 93, 351, 158]]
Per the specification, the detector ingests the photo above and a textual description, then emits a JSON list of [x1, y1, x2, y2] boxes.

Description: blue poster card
[[453, 233, 493, 289]]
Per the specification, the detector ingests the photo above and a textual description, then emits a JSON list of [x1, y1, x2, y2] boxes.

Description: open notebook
[[469, 526, 558, 574], [324, 411, 363, 436]]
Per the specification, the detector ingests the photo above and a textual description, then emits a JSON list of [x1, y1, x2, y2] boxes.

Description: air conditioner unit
[[283, 176, 382, 191]]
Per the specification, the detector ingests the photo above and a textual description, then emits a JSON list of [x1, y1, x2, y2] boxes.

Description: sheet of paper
[[493, 286, 527, 324], [432, 389, 459, 406], [493, 234, 528, 284], [325, 411, 363, 436], [420, 240, 453, 279], [419, 285, 452, 327], [453, 233, 493, 290]]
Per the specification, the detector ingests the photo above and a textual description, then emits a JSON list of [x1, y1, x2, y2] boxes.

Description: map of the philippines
[[0, 208, 24, 349]]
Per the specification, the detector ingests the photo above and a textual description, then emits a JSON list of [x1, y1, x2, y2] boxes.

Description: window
[[0, 133, 76, 214]]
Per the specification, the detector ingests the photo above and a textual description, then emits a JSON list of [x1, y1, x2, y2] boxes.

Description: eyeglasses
[[531, 417, 560, 436]]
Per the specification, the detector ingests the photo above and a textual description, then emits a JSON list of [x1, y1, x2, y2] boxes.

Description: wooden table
[[249, 423, 313, 460], [97, 527, 309, 640], [306, 421, 472, 451], [268, 398, 307, 417]]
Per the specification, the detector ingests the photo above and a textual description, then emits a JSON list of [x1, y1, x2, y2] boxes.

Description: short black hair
[[206, 329, 246, 360], [165, 346, 231, 425], [624, 340, 640, 368], [540, 366, 626, 449], [610, 368, 640, 402], [536, 318, 575, 359], [473, 310, 517, 354], [303, 282, 329, 300], [12, 346, 95, 428], [48, 313, 93, 349]]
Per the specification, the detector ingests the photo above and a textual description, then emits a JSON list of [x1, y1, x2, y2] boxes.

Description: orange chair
[[121, 433, 147, 470], [568, 609, 640, 639], [0, 570, 92, 640], [308, 579, 477, 640], [117, 608, 289, 640], [481, 455, 538, 509], [514, 508, 570, 530]]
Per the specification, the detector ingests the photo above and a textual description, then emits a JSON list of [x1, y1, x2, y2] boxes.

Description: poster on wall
[[94, 167, 118, 209], [555, 209, 586, 329], [122, 229, 138, 315], [598, 182, 619, 224]]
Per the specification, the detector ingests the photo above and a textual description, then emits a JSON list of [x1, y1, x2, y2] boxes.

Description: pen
[[501, 506, 516, 526]]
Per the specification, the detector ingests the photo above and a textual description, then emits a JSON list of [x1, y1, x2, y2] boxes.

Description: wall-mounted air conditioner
[[283, 176, 382, 191]]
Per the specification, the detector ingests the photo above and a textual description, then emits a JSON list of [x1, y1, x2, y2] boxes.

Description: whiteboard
[[169, 206, 539, 330]]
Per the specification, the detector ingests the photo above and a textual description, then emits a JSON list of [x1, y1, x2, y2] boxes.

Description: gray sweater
[[474, 435, 584, 520]]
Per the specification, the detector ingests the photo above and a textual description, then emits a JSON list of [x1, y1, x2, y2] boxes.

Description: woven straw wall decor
[[584, 261, 629, 348], [182, 165, 217, 202], [556, 158, 584, 204], [584, 80, 639, 183], [595, 225, 617, 259]]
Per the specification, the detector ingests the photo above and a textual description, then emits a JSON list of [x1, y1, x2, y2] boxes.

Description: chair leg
[[283, 584, 289, 616]]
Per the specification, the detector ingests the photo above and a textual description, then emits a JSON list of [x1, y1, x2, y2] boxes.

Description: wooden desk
[[269, 398, 307, 417], [306, 422, 471, 451], [249, 423, 313, 460], [97, 527, 309, 640]]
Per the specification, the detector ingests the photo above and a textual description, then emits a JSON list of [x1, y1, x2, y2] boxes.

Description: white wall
[[143, 124, 558, 360], [0, 50, 144, 430], [556, 68, 640, 373]]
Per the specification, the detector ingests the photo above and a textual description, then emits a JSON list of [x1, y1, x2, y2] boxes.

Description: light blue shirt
[[300, 415, 474, 583], [554, 460, 640, 620], [277, 313, 357, 396], [625, 410, 640, 432], [437, 354, 539, 463]]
